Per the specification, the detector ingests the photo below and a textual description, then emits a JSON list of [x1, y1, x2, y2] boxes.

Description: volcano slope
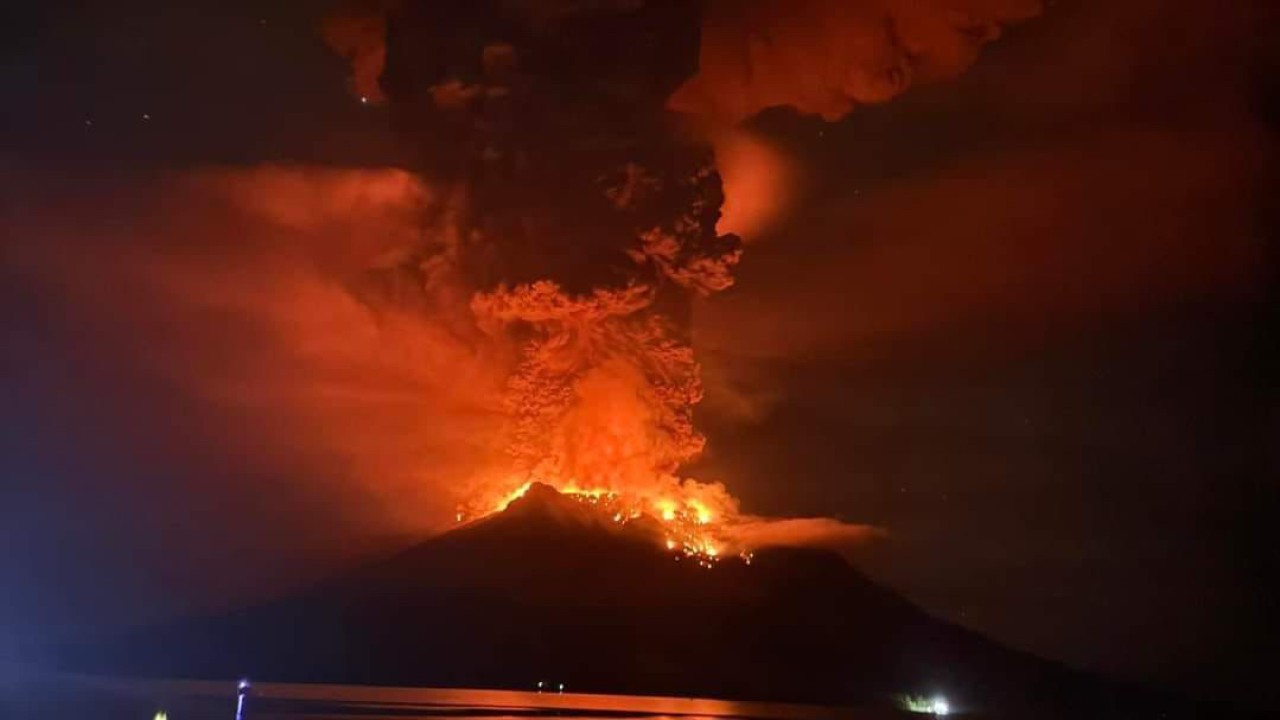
[[63, 484, 1179, 717]]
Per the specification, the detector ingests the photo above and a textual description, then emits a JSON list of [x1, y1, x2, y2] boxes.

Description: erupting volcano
[[61, 480, 1164, 716], [470, 481, 734, 562], [10, 0, 1270, 717], [45, 0, 1102, 713], [321, 0, 1042, 558]]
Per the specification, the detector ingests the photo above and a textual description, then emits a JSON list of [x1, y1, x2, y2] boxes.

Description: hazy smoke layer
[[11, 167, 511, 533], [670, 0, 1041, 123]]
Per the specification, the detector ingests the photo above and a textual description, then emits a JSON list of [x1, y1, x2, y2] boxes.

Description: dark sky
[[693, 0, 1279, 699], [2, 0, 1276, 706]]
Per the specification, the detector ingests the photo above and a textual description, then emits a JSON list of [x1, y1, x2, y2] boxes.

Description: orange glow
[[459, 471, 882, 563], [464, 478, 736, 563], [669, 0, 1041, 125], [19, 168, 890, 558], [713, 130, 798, 240], [459, 264, 756, 564], [453, 268, 880, 561]]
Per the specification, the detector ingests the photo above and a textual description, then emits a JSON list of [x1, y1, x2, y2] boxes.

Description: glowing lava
[[460, 479, 735, 564]]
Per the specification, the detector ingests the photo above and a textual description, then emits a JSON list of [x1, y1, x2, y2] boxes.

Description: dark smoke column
[[332, 0, 1038, 508], [372, 1, 743, 493], [380, 0, 738, 297]]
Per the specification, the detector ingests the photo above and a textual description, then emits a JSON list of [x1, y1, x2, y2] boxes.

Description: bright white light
[[931, 697, 950, 716], [154, 712, 168, 720]]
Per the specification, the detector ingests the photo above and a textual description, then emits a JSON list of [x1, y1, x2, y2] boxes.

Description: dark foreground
[[43, 486, 1216, 718], [4, 672, 904, 720], [57, 486, 1148, 717]]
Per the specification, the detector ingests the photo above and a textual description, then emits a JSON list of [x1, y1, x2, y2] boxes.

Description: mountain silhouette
[[63, 483, 1183, 717]]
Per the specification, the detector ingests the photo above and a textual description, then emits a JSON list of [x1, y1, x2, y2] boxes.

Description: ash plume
[[308, 0, 1041, 550], [5, 0, 1040, 567]]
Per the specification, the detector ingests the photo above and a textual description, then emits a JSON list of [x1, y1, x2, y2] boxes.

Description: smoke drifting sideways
[[5, 165, 878, 562], [697, 0, 1274, 366], [669, 0, 1042, 125], [676, 0, 1042, 240], [325, 0, 1042, 126], [323, 0, 1041, 242], [8, 167, 509, 540]]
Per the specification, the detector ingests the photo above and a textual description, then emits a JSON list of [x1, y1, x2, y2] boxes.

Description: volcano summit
[[60, 484, 1172, 718]]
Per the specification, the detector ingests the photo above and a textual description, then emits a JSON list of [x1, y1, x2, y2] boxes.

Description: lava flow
[[460, 479, 739, 565]]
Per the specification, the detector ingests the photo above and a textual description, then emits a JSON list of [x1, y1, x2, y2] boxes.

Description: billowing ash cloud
[[670, 0, 1041, 123], [305, 0, 1041, 551], [362, 1, 754, 544], [9, 1, 1037, 564]]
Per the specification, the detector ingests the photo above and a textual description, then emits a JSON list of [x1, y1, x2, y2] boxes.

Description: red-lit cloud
[[10, 167, 510, 534], [670, 0, 1041, 124]]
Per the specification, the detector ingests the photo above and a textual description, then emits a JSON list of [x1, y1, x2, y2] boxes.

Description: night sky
[[2, 0, 1276, 707]]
